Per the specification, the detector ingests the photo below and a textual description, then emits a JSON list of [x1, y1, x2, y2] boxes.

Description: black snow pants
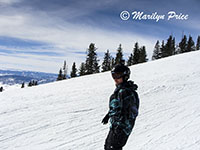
[[104, 127, 129, 150], [104, 119, 136, 150]]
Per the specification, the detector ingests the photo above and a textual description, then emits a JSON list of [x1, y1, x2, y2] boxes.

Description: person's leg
[[104, 129, 113, 150], [104, 128, 129, 150]]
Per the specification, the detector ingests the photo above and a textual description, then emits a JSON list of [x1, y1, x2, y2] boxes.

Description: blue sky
[[0, 0, 199, 73]]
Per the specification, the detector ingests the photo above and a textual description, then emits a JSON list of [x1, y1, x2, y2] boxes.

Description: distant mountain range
[[0, 69, 58, 86]]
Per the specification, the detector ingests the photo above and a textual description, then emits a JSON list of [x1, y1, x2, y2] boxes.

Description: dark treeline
[[57, 42, 148, 80], [28, 80, 38, 87], [152, 35, 200, 60], [21, 80, 38, 89], [57, 34, 200, 80]]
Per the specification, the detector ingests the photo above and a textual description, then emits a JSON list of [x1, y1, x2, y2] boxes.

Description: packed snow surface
[[0, 51, 200, 150]]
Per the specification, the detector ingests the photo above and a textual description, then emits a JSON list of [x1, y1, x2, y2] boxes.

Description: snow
[[0, 83, 21, 91], [0, 51, 200, 150]]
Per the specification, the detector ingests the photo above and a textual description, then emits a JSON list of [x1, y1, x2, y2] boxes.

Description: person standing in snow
[[102, 64, 139, 150]]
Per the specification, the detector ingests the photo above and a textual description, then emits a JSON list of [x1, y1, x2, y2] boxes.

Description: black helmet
[[111, 64, 130, 81]]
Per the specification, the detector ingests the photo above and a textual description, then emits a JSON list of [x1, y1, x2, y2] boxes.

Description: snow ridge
[[0, 51, 200, 150]]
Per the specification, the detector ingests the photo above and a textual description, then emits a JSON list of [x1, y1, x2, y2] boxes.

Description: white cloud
[[0, 3, 157, 73], [0, 0, 21, 5]]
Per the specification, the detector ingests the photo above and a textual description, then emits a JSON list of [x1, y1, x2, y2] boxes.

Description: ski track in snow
[[1, 51, 200, 150]]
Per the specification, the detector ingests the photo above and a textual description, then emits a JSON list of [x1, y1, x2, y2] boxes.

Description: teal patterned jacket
[[108, 81, 139, 136]]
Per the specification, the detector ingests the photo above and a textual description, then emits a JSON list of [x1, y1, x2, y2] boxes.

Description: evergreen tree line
[[57, 42, 148, 80], [28, 80, 38, 87], [20, 80, 38, 88], [57, 34, 200, 80], [152, 35, 200, 60], [0, 81, 38, 91]]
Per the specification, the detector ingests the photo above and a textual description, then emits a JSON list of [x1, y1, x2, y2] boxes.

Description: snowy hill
[[0, 51, 200, 150], [0, 70, 57, 91]]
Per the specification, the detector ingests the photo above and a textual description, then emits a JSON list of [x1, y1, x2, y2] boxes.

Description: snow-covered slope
[[0, 51, 200, 150]]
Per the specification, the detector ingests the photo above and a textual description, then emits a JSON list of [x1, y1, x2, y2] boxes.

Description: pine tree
[[172, 37, 176, 55], [85, 43, 100, 74], [28, 81, 32, 87], [127, 53, 134, 66], [160, 40, 165, 58], [152, 40, 161, 60], [94, 61, 100, 73], [57, 68, 63, 81], [164, 35, 174, 57], [63, 60, 67, 79], [79, 62, 86, 76], [32, 80, 35, 86], [111, 57, 115, 69], [179, 35, 187, 53], [196, 36, 200, 50], [139, 46, 147, 63], [186, 35, 195, 52], [102, 50, 112, 72], [71, 62, 77, 78], [21, 82, 25, 88], [115, 44, 124, 65], [133, 42, 140, 64]]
